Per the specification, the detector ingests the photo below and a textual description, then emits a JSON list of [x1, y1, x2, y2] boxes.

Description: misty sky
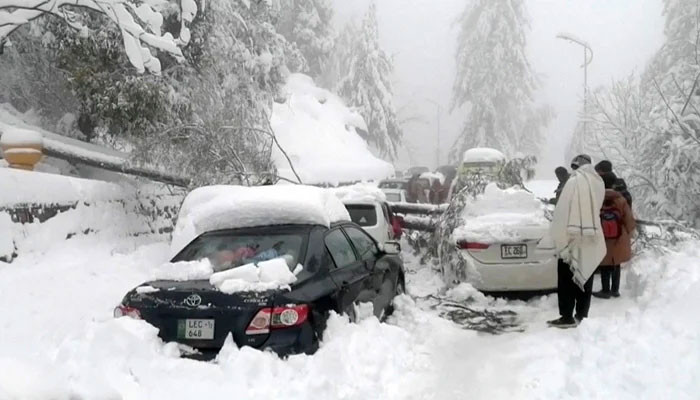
[[333, 0, 665, 177]]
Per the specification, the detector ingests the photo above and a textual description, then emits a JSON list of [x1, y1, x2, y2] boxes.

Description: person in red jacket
[[594, 173, 636, 299]]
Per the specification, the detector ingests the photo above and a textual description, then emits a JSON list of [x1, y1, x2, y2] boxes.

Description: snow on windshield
[[453, 183, 549, 244], [170, 185, 350, 257]]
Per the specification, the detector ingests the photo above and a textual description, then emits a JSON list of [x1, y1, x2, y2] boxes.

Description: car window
[[344, 227, 379, 261], [345, 204, 378, 227], [385, 192, 401, 202], [324, 229, 358, 268]]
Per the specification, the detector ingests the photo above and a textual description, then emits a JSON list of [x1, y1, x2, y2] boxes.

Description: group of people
[[547, 154, 636, 328]]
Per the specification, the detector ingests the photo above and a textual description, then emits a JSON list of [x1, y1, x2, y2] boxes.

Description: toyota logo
[[183, 294, 202, 307]]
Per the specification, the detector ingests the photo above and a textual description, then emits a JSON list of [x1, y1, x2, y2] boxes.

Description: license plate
[[177, 319, 215, 340], [501, 244, 527, 259]]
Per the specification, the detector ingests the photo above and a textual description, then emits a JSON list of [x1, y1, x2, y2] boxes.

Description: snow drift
[[271, 74, 394, 185]]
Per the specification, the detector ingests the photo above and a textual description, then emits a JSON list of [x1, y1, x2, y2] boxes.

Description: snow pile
[[462, 147, 506, 163], [331, 182, 386, 204], [453, 183, 549, 243], [271, 74, 394, 185], [170, 184, 351, 256], [419, 171, 445, 185], [152, 259, 214, 281], [0, 126, 43, 147], [209, 258, 301, 294]]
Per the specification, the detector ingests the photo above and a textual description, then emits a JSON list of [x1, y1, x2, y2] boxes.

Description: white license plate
[[501, 244, 527, 259], [177, 319, 215, 340]]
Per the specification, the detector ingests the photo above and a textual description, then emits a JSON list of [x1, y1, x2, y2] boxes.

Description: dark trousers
[[599, 265, 621, 293], [557, 259, 594, 320]]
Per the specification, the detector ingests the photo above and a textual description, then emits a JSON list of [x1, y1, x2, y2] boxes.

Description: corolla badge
[[183, 294, 202, 307]]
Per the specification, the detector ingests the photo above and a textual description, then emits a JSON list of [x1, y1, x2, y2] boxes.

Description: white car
[[381, 188, 408, 203], [342, 200, 396, 245], [440, 183, 557, 292]]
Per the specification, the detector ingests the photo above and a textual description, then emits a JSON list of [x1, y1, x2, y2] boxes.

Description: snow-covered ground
[[1, 223, 698, 399]]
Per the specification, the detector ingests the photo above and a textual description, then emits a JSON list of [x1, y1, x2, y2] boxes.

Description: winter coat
[[600, 190, 636, 266], [612, 178, 633, 207], [550, 164, 607, 289]]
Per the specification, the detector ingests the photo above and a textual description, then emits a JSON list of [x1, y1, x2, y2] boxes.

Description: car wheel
[[383, 275, 406, 320], [344, 301, 359, 323]]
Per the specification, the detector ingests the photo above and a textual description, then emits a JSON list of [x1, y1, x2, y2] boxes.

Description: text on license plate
[[501, 244, 527, 259], [177, 319, 215, 340]]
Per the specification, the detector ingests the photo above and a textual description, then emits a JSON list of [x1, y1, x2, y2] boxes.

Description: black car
[[115, 222, 405, 360]]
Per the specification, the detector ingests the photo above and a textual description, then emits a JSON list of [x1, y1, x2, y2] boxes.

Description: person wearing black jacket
[[595, 160, 632, 206], [550, 166, 570, 205]]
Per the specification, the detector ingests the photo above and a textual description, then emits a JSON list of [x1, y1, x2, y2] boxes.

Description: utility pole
[[556, 33, 593, 137]]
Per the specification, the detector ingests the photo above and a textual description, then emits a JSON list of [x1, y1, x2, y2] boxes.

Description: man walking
[[547, 154, 607, 328]]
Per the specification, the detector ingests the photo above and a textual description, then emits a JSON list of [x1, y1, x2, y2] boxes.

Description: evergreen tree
[[451, 0, 551, 159], [336, 3, 402, 159], [276, 0, 334, 78]]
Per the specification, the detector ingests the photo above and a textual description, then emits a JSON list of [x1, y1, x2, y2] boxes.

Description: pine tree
[[276, 0, 334, 78], [336, 3, 402, 159], [451, 0, 551, 160]]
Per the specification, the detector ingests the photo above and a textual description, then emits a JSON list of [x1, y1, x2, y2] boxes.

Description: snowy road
[[1, 234, 699, 399]]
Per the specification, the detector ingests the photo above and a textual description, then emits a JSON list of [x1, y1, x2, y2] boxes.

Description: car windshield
[[385, 193, 401, 202], [345, 204, 378, 227], [175, 231, 306, 273]]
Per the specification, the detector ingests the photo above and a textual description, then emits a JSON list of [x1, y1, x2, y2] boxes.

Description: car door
[[324, 228, 370, 316], [342, 226, 389, 318]]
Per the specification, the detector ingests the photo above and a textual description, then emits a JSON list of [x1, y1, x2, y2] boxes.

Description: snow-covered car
[[439, 183, 557, 292], [333, 184, 403, 242], [381, 188, 408, 203], [114, 185, 405, 359], [378, 178, 409, 191]]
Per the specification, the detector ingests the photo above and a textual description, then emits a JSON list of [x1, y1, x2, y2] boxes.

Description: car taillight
[[114, 305, 141, 319], [246, 304, 310, 335], [457, 241, 490, 250]]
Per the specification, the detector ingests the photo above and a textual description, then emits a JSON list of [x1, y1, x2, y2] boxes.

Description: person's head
[[595, 160, 613, 175], [554, 166, 569, 182], [602, 172, 618, 189], [570, 154, 592, 170]]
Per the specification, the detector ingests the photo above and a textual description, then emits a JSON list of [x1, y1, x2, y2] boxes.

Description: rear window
[[174, 231, 306, 273], [345, 204, 378, 227], [385, 192, 401, 202], [379, 181, 406, 190]]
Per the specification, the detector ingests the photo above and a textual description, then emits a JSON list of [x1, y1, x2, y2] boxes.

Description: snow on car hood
[[453, 183, 549, 244]]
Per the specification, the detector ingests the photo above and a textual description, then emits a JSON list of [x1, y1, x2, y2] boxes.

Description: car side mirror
[[382, 241, 401, 255]]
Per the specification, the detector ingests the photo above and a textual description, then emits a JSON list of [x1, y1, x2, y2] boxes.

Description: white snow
[[419, 171, 445, 185], [0, 126, 42, 147], [462, 147, 506, 163], [525, 179, 558, 200], [209, 258, 299, 294], [152, 259, 214, 281], [453, 183, 550, 243], [271, 74, 394, 185], [0, 212, 13, 259], [330, 182, 386, 203], [170, 184, 351, 257]]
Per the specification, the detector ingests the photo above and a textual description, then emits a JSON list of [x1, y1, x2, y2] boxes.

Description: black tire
[[383, 274, 406, 319]]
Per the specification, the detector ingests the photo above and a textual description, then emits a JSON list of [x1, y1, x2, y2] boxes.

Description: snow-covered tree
[[335, 3, 402, 159], [276, 0, 333, 78], [451, 0, 551, 159], [0, 0, 197, 74]]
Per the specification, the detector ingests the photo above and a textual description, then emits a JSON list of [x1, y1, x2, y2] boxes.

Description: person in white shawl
[[547, 154, 606, 328]]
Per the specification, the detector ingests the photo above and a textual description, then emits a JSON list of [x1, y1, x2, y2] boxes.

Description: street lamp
[[556, 32, 593, 136], [424, 98, 441, 168]]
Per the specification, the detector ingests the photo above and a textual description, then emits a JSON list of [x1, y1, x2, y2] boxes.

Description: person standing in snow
[[593, 173, 636, 299], [550, 166, 570, 205], [595, 160, 632, 207], [547, 154, 607, 328]]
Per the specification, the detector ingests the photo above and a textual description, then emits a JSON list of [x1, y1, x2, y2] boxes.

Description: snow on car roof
[[331, 183, 386, 204], [419, 171, 445, 185], [462, 147, 506, 163], [170, 184, 351, 257]]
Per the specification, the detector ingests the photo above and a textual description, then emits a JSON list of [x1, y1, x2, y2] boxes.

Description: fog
[[333, 0, 665, 177]]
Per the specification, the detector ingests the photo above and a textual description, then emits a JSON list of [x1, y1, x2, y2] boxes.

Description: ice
[[210, 258, 298, 294], [271, 74, 393, 185], [462, 147, 506, 163], [453, 183, 549, 243], [152, 259, 214, 281], [170, 184, 350, 257]]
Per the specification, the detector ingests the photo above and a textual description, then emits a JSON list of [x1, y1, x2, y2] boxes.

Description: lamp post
[[556, 33, 593, 136], [424, 98, 441, 168]]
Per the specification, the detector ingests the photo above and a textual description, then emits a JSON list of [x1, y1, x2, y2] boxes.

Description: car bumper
[[470, 256, 558, 292]]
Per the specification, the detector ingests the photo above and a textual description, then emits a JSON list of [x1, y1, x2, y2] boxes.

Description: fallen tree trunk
[[390, 202, 447, 216]]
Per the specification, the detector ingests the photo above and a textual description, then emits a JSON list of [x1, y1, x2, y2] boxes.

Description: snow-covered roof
[[170, 184, 351, 256], [419, 171, 445, 185], [331, 183, 386, 204], [462, 148, 506, 164], [271, 74, 393, 185]]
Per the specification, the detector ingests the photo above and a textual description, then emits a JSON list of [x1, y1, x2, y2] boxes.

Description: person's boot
[[610, 291, 620, 298], [592, 290, 611, 299], [547, 316, 578, 329]]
